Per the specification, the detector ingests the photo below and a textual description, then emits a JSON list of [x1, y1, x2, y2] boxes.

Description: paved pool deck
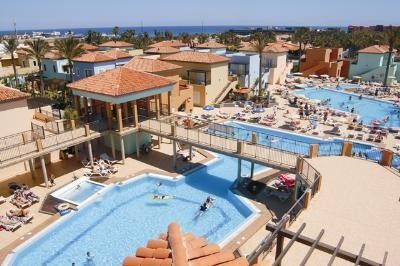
[[281, 156, 400, 266]]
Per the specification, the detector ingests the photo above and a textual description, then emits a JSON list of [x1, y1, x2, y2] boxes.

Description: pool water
[[57, 181, 105, 204], [10, 154, 264, 266], [293, 88, 400, 128]]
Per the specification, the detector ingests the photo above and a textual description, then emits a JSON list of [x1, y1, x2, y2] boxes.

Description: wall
[[265, 52, 288, 84], [73, 58, 131, 81], [206, 63, 229, 104], [104, 132, 151, 155], [42, 58, 69, 80]]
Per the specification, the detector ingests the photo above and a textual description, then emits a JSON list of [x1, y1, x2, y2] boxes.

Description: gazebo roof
[[0, 85, 29, 103]]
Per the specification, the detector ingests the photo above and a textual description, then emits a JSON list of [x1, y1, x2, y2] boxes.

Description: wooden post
[[308, 144, 319, 158], [91, 99, 96, 114], [316, 175, 323, 192], [123, 102, 129, 120], [105, 103, 113, 129], [380, 149, 393, 166], [237, 141, 244, 154], [116, 104, 123, 132], [167, 91, 172, 115], [146, 97, 151, 117], [87, 141, 94, 167], [131, 100, 138, 127], [70, 119, 76, 130], [155, 94, 160, 119], [304, 190, 311, 209], [275, 215, 290, 262], [251, 132, 257, 145], [84, 124, 90, 136], [75, 95, 81, 116], [296, 157, 304, 174], [341, 142, 353, 156], [36, 138, 43, 152], [83, 97, 89, 115]]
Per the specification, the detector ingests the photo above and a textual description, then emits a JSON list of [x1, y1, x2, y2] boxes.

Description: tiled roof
[[145, 46, 180, 54], [0, 85, 29, 103], [44, 51, 63, 60], [122, 223, 253, 266], [68, 67, 175, 97], [149, 40, 187, 48], [81, 43, 98, 51], [103, 49, 133, 59], [162, 51, 229, 64], [72, 51, 114, 63], [358, 45, 396, 54], [124, 57, 181, 73], [98, 41, 134, 47], [197, 42, 227, 49]]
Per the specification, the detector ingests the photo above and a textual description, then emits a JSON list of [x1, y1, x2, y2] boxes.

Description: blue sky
[[0, 0, 399, 30]]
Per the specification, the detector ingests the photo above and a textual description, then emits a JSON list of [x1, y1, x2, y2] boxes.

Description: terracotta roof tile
[[149, 40, 187, 48], [238, 43, 289, 53], [122, 223, 251, 266], [162, 51, 229, 64], [98, 41, 133, 47], [72, 51, 114, 63], [145, 46, 180, 54], [124, 58, 182, 73], [81, 43, 98, 51], [103, 49, 133, 59], [358, 45, 396, 54], [197, 42, 227, 49], [0, 85, 29, 103], [44, 51, 63, 60], [67, 67, 175, 97]]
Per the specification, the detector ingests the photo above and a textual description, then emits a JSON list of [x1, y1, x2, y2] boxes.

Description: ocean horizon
[[0, 25, 345, 36]]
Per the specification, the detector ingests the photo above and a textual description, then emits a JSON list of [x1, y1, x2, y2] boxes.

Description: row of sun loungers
[[0, 208, 34, 231]]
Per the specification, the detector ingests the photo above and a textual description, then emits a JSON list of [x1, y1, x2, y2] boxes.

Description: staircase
[[213, 80, 238, 104]]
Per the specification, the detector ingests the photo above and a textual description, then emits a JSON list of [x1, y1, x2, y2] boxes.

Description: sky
[[0, 0, 399, 31]]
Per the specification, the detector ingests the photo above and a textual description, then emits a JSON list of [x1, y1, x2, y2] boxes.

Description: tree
[[293, 27, 310, 71], [85, 30, 105, 45], [197, 34, 209, 44], [251, 32, 269, 99], [383, 28, 400, 87], [178, 32, 192, 47], [217, 31, 241, 50], [3, 37, 19, 87], [154, 30, 164, 42], [121, 29, 135, 41], [112, 26, 120, 37], [54, 37, 85, 82], [164, 30, 173, 40], [135, 33, 150, 49], [22, 39, 50, 95]]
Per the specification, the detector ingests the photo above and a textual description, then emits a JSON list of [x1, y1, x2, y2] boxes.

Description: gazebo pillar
[[155, 95, 160, 119], [83, 97, 89, 115], [91, 99, 96, 115], [131, 100, 138, 127], [146, 97, 151, 117], [167, 91, 172, 115], [123, 102, 129, 120], [116, 104, 123, 132], [74, 95, 81, 116], [105, 103, 113, 129]]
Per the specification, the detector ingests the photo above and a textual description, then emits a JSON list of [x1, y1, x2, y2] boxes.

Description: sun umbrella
[[293, 72, 303, 76], [202, 105, 214, 111], [309, 74, 319, 78]]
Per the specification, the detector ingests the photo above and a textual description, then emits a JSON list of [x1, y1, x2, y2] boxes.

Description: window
[[62, 65, 69, 73], [85, 69, 93, 77], [53, 65, 57, 73], [43, 64, 47, 71], [33, 61, 37, 66]]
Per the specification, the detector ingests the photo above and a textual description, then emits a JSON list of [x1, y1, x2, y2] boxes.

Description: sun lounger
[[99, 153, 118, 165], [6, 209, 33, 224], [0, 215, 22, 231], [10, 197, 30, 209], [81, 159, 92, 168]]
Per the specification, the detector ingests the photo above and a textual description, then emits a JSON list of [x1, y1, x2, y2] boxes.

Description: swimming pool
[[220, 121, 400, 168], [8, 154, 264, 266], [51, 178, 107, 205], [293, 88, 400, 128]]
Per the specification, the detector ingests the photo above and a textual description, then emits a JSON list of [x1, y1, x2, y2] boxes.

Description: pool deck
[[0, 140, 280, 264], [280, 156, 400, 266]]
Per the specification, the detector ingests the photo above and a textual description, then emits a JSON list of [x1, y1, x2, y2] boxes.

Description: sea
[[0, 25, 345, 37]]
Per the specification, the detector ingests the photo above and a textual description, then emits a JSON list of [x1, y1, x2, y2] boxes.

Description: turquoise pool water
[[10, 154, 264, 266], [56, 181, 104, 204], [221, 121, 400, 168], [293, 88, 400, 128]]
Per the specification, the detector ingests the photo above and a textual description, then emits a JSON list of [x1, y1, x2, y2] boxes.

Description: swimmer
[[349, 95, 352, 101]]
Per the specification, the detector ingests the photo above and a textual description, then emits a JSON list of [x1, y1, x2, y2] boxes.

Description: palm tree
[[112, 26, 120, 37], [293, 27, 310, 71], [178, 32, 192, 47], [54, 37, 85, 82], [251, 32, 269, 99], [22, 39, 50, 95], [3, 37, 19, 87], [383, 28, 400, 87], [164, 30, 173, 40]]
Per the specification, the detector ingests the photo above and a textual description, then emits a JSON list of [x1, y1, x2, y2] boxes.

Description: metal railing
[[318, 141, 343, 156]]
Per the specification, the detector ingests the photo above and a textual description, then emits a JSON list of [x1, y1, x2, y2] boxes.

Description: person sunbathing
[[7, 208, 29, 218], [13, 191, 30, 205], [21, 185, 39, 202]]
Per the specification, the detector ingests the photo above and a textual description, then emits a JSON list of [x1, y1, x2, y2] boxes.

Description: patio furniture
[[99, 153, 118, 165], [0, 215, 22, 231], [6, 209, 34, 224]]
